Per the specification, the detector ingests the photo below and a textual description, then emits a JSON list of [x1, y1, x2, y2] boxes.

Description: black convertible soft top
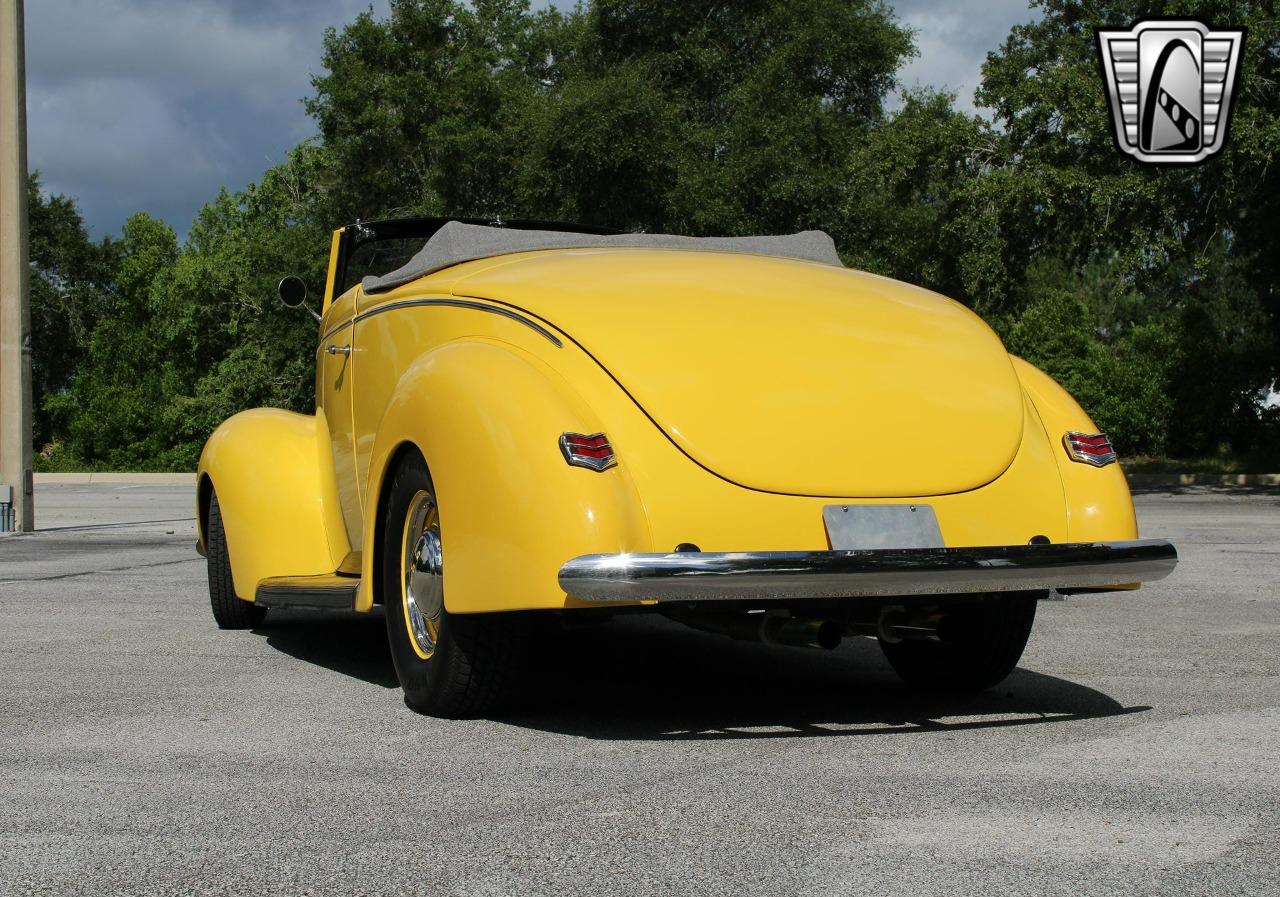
[[361, 220, 843, 293]]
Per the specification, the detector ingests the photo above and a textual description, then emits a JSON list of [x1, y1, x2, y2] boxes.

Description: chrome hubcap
[[402, 490, 443, 658]]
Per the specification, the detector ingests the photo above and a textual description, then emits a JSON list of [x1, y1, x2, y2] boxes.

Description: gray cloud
[[893, 0, 1042, 111], [25, 0, 1039, 239], [26, 0, 388, 237]]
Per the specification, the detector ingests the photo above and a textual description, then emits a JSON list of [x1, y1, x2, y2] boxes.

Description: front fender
[[358, 339, 652, 613], [1012, 357, 1138, 543], [197, 408, 350, 600]]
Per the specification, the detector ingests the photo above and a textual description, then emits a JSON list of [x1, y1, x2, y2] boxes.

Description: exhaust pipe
[[875, 606, 941, 644], [763, 615, 843, 650], [673, 605, 983, 648], [667, 610, 843, 650], [871, 606, 979, 644]]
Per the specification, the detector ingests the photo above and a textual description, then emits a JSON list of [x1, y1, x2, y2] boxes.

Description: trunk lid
[[452, 249, 1024, 497]]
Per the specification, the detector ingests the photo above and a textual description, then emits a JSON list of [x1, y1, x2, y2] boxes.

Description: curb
[[1126, 472, 1280, 487], [35, 472, 195, 485]]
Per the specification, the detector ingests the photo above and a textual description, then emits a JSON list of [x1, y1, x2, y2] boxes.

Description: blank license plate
[[823, 504, 944, 550]]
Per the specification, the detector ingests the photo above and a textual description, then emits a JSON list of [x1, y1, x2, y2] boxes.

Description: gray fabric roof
[[362, 221, 843, 293]]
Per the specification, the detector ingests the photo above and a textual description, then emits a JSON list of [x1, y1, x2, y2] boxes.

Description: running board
[[255, 574, 360, 611]]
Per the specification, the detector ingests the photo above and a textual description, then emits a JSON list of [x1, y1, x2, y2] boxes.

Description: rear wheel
[[206, 491, 267, 629], [381, 452, 523, 718], [878, 593, 1038, 691]]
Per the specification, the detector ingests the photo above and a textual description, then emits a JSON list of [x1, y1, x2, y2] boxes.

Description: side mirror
[[278, 276, 320, 322], [278, 276, 307, 308]]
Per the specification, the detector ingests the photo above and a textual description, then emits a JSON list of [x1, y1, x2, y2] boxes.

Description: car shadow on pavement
[[248, 610, 1148, 740], [252, 610, 401, 689], [497, 615, 1149, 741]]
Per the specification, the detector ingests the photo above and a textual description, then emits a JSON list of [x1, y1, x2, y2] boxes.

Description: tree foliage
[[37, 150, 329, 469], [31, 0, 1280, 470], [971, 0, 1279, 454], [27, 174, 119, 452]]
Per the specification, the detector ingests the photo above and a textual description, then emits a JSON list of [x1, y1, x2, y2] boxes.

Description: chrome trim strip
[[319, 318, 353, 345], [353, 297, 563, 346], [316, 297, 563, 347], [558, 539, 1178, 603]]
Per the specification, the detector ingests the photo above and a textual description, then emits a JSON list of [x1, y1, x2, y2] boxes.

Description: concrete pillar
[[0, 0, 33, 531]]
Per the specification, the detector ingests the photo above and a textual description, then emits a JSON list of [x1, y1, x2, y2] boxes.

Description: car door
[[318, 286, 361, 548]]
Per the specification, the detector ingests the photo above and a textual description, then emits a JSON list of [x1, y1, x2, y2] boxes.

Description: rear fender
[[1012, 357, 1138, 542], [358, 339, 651, 613], [197, 408, 350, 600]]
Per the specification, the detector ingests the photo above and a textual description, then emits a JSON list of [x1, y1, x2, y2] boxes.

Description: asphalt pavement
[[1, 482, 1277, 896]]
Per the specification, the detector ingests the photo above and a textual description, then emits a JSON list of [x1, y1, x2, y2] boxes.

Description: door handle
[[327, 344, 351, 356]]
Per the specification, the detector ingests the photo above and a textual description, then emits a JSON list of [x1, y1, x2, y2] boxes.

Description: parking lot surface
[[1, 483, 1277, 896]]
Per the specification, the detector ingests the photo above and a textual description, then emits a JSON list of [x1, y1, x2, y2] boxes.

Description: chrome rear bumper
[[558, 539, 1177, 603]]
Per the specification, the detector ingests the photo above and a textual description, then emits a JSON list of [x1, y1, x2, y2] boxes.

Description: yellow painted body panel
[[202, 240, 1142, 611], [1012, 357, 1139, 543], [197, 408, 350, 600], [318, 285, 361, 546], [353, 334, 651, 613]]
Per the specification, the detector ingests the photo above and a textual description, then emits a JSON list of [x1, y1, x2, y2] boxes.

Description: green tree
[[1000, 258, 1178, 455], [307, 0, 916, 235], [834, 89, 995, 297], [972, 0, 1278, 455], [27, 174, 118, 455], [155, 147, 330, 461], [45, 213, 179, 468], [514, 0, 914, 233], [44, 148, 330, 470], [306, 0, 555, 222]]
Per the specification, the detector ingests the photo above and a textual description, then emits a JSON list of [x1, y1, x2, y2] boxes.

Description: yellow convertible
[[197, 219, 1177, 716]]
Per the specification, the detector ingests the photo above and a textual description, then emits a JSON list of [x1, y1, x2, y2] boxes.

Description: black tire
[[206, 491, 267, 630], [878, 592, 1038, 691], [382, 452, 523, 718]]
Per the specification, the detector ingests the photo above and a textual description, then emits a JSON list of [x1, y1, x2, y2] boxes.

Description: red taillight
[[560, 432, 617, 471], [1063, 431, 1117, 467]]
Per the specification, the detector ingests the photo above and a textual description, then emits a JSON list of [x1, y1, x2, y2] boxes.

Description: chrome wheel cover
[[401, 490, 443, 659]]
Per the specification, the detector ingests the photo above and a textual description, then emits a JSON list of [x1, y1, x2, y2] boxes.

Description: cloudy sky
[[24, 0, 1040, 239]]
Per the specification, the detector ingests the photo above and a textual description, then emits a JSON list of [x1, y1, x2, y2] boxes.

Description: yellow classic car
[[197, 218, 1177, 717]]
